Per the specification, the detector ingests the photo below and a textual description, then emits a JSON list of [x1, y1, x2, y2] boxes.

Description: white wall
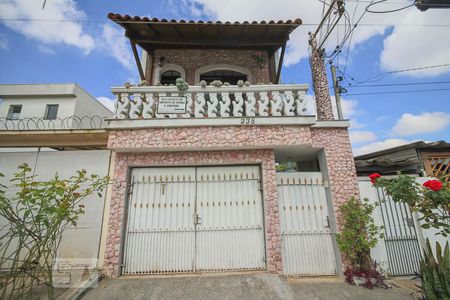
[[0, 150, 111, 269], [0, 96, 77, 120], [73, 85, 113, 119], [0, 84, 112, 130]]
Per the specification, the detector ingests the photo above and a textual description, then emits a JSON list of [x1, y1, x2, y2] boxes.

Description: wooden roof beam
[[130, 40, 145, 81]]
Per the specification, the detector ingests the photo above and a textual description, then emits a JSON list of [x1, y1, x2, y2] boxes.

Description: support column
[[309, 33, 335, 120]]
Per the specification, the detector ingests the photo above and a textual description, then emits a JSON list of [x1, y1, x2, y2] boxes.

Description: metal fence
[[0, 116, 107, 131]]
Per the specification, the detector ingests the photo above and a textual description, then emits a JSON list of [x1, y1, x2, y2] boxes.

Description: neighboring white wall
[[0, 84, 112, 129], [0, 150, 111, 269], [0, 97, 77, 120], [73, 85, 113, 118]]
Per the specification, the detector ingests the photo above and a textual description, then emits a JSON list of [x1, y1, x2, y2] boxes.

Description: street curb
[[57, 274, 102, 300]]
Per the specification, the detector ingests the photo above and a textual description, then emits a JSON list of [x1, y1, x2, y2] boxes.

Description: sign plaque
[[157, 96, 187, 114]]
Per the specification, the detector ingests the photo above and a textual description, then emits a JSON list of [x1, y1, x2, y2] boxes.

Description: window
[[6, 105, 22, 120], [160, 70, 181, 85], [199, 70, 247, 85], [44, 104, 59, 120]]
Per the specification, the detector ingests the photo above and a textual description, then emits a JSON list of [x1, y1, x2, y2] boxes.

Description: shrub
[[0, 163, 108, 299], [336, 197, 387, 288]]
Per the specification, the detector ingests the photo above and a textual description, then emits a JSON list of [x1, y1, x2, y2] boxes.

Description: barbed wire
[[0, 116, 107, 131]]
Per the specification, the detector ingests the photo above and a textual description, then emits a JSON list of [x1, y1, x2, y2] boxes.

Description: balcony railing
[[111, 84, 310, 119]]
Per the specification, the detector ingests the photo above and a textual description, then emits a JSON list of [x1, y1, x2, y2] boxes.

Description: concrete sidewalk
[[82, 273, 416, 300]]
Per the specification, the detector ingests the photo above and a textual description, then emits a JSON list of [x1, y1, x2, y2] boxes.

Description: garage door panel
[[195, 166, 265, 271], [122, 167, 196, 274]]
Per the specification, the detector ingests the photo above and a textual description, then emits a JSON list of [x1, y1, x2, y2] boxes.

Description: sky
[[0, 0, 449, 155]]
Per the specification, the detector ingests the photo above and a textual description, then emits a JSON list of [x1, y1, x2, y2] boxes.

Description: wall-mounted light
[[158, 56, 166, 67]]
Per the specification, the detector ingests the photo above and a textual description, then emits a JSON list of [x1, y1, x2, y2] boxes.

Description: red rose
[[423, 179, 443, 191], [369, 173, 382, 184]]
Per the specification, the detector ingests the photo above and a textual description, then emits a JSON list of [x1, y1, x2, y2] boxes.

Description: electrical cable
[[365, 0, 415, 13]]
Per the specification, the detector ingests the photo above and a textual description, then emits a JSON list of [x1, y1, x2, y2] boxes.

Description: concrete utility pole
[[308, 0, 345, 121], [309, 33, 335, 121], [330, 65, 344, 120]]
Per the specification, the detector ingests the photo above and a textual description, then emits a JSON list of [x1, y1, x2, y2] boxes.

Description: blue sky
[[0, 0, 449, 155]]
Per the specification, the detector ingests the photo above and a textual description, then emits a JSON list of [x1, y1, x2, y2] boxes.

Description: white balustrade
[[112, 84, 309, 119]]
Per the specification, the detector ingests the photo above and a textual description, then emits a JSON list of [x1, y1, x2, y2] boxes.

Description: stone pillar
[[309, 33, 334, 120]]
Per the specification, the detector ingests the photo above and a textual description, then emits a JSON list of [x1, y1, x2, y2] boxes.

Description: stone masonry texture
[[309, 35, 334, 120], [151, 49, 271, 85], [103, 125, 359, 277]]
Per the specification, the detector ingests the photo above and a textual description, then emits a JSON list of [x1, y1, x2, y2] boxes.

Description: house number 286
[[240, 117, 255, 125]]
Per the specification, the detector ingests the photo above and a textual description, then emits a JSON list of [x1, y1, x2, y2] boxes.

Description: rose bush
[[370, 172, 449, 237]]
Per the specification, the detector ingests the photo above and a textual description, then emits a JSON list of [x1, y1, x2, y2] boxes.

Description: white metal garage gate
[[277, 172, 338, 276], [121, 165, 266, 275]]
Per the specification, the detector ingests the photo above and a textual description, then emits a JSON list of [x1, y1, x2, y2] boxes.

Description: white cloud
[[0, 34, 8, 50], [353, 138, 413, 156], [182, 0, 391, 66], [182, 0, 450, 77], [99, 24, 134, 71], [37, 44, 56, 55], [96, 97, 115, 112], [380, 10, 450, 77], [392, 112, 450, 136], [350, 131, 377, 144], [0, 0, 94, 53]]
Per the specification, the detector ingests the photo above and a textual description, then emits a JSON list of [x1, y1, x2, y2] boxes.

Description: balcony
[[108, 83, 322, 128]]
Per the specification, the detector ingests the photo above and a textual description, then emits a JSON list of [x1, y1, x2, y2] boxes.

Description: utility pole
[[309, 33, 334, 120], [308, 0, 345, 120], [330, 65, 344, 120]]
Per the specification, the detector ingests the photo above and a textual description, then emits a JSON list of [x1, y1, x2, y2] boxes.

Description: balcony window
[[44, 104, 59, 120], [200, 70, 247, 85], [6, 105, 22, 120], [160, 70, 181, 85]]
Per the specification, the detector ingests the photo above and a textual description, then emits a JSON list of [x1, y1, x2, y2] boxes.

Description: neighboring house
[[355, 140, 450, 179], [0, 84, 113, 278], [101, 14, 358, 279], [0, 83, 113, 130], [355, 141, 449, 277]]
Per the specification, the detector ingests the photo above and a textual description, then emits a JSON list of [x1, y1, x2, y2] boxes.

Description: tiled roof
[[107, 13, 302, 25]]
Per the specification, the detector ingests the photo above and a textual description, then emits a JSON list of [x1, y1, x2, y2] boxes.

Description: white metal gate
[[277, 172, 338, 276], [375, 187, 421, 276], [122, 165, 265, 275]]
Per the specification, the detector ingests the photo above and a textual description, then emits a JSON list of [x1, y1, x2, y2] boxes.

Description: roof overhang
[[0, 130, 109, 149], [0, 84, 77, 98], [107, 14, 302, 54]]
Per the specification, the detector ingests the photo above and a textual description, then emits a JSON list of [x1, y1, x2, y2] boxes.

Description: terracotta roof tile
[[107, 13, 302, 25]]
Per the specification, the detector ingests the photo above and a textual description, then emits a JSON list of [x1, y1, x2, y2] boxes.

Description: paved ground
[[82, 273, 417, 300]]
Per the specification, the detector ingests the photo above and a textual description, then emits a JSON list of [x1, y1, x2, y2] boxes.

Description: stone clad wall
[[103, 125, 360, 277], [311, 128, 360, 226], [108, 126, 312, 151], [151, 49, 271, 84], [103, 149, 281, 278]]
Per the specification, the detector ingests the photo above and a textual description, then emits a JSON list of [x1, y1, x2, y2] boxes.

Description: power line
[[365, 0, 415, 13], [342, 80, 450, 88], [340, 63, 450, 86], [0, 18, 449, 27], [346, 87, 450, 96]]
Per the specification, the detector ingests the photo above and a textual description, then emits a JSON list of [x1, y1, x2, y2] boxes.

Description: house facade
[[101, 15, 360, 278], [0, 83, 112, 130]]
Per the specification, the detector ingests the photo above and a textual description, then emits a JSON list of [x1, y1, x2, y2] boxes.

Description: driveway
[[82, 273, 417, 300]]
